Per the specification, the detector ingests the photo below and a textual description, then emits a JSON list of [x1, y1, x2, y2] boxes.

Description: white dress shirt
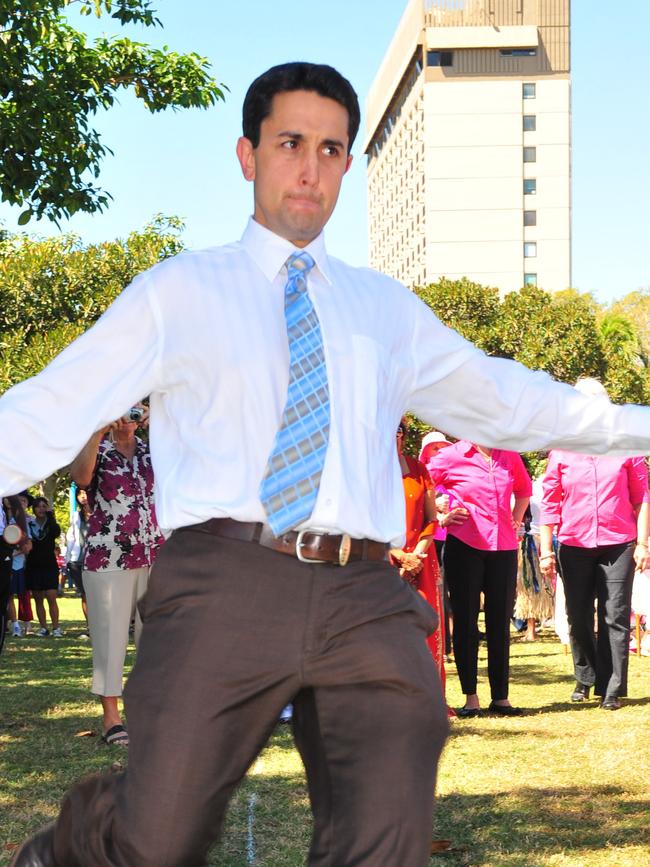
[[0, 218, 649, 544]]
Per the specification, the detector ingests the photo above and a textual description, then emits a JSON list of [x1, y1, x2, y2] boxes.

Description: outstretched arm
[[0, 270, 162, 496], [407, 295, 650, 456]]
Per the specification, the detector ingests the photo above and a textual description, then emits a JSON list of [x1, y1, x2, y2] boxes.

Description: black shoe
[[456, 706, 482, 718], [601, 695, 621, 710], [488, 701, 523, 716], [9, 822, 56, 866], [571, 683, 591, 702]]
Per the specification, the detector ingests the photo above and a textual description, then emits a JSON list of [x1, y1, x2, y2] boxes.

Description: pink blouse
[[540, 451, 649, 547], [426, 441, 532, 552]]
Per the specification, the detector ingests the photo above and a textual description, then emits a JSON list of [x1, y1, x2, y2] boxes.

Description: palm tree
[[598, 312, 646, 366]]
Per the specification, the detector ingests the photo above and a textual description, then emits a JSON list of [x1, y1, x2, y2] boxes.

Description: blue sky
[[1, 0, 648, 304]]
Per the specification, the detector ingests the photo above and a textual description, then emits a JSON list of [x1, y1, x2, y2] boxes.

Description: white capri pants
[[84, 567, 150, 697]]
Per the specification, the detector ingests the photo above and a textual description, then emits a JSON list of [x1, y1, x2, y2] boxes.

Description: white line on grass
[[246, 792, 258, 864]]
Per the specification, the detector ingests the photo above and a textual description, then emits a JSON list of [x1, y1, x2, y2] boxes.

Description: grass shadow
[[433, 785, 650, 866]]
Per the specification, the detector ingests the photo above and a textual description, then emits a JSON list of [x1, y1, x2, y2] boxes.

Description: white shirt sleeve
[[0, 270, 163, 495], [406, 296, 650, 456]]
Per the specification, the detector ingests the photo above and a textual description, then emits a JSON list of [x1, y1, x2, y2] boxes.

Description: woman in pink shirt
[[539, 378, 649, 710], [427, 440, 532, 717]]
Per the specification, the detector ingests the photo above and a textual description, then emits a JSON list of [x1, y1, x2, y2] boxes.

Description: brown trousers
[[52, 526, 449, 867]]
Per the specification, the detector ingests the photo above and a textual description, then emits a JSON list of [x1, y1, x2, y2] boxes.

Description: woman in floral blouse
[[70, 405, 164, 746]]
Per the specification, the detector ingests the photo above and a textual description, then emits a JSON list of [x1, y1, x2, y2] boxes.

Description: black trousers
[[444, 535, 518, 701], [50, 527, 449, 867], [558, 541, 635, 698], [434, 538, 452, 656], [0, 547, 13, 657]]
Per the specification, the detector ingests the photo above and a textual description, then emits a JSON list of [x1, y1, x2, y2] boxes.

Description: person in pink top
[[427, 440, 532, 717], [539, 378, 650, 710]]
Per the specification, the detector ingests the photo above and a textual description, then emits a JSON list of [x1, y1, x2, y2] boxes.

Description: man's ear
[[236, 137, 256, 182], [344, 153, 353, 175]]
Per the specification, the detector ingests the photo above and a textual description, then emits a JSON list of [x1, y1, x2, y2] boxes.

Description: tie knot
[[286, 251, 315, 278]]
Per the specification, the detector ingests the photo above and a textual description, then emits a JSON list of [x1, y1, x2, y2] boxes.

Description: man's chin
[[282, 217, 326, 246]]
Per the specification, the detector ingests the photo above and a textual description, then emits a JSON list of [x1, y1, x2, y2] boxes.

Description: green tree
[[610, 289, 650, 360], [597, 312, 647, 404], [416, 276, 501, 353], [498, 286, 606, 383], [598, 312, 641, 360], [0, 0, 225, 223]]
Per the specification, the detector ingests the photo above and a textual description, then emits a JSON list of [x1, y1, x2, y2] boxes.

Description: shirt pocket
[[350, 335, 389, 430]]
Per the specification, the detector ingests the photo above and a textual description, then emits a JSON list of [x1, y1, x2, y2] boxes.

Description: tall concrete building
[[365, 0, 571, 293]]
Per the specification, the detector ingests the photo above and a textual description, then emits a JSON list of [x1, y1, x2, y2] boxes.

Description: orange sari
[[398, 455, 447, 691]]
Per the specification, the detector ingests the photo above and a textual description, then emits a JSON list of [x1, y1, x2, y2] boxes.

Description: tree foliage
[[606, 293, 650, 358], [0, 0, 225, 223], [417, 276, 501, 354], [497, 286, 605, 384], [0, 213, 184, 391]]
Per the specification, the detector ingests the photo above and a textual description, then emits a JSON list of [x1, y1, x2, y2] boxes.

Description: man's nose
[[298, 150, 319, 185]]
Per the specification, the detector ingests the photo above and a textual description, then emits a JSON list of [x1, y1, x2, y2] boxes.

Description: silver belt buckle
[[295, 530, 352, 566], [295, 529, 327, 564]]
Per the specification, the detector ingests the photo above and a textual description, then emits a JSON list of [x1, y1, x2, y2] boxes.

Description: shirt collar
[[240, 217, 332, 285]]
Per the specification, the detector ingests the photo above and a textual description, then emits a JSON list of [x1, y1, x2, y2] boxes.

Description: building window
[[524, 273, 537, 286], [523, 146, 536, 163], [524, 178, 537, 195], [524, 210, 537, 226], [523, 115, 536, 132], [523, 82, 536, 99], [427, 51, 453, 67], [501, 48, 537, 57], [524, 242, 537, 258]]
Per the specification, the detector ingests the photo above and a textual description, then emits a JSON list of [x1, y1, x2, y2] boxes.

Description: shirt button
[[325, 498, 332, 506]]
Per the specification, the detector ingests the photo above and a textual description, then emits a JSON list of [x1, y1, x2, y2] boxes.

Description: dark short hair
[[243, 62, 360, 152], [18, 489, 34, 507], [32, 496, 48, 509]]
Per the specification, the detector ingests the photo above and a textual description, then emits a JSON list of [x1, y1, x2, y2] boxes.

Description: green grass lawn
[[1, 597, 649, 866]]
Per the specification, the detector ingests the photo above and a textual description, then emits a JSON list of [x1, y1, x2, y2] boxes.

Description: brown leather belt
[[188, 518, 388, 567]]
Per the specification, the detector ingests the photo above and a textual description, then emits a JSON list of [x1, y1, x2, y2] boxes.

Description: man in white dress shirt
[[6, 62, 650, 867]]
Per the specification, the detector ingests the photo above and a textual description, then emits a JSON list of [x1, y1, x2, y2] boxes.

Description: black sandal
[[101, 724, 129, 746]]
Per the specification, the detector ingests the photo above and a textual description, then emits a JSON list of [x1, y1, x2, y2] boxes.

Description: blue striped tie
[[260, 252, 330, 536]]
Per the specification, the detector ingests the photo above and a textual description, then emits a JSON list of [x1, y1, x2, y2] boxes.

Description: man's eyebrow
[[276, 131, 346, 150]]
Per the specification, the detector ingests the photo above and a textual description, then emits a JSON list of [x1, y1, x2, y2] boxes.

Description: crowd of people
[[392, 383, 650, 718]]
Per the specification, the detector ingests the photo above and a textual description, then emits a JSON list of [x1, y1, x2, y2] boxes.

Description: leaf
[[17, 209, 32, 225]]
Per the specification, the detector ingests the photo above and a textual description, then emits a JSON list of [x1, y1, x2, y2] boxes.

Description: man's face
[[237, 89, 352, 247]]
